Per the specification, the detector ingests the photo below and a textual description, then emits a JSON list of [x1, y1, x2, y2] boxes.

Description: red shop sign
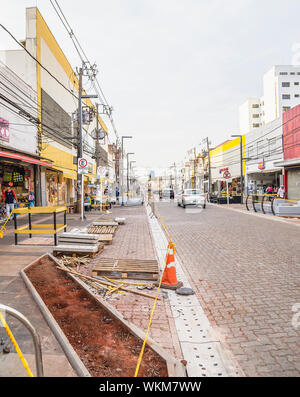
[[0, 118, 10, 142]]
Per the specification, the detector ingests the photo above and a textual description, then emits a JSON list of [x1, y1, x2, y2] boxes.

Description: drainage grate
[[180, 342, 229, 377]]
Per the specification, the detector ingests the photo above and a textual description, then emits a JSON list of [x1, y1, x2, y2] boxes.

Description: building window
[[253, 123, 260, 128], [268, 137, 276, 154], [248, 145, 254, 158], [295, 94, 300, 98], [295, 82, 299, 85], [252, 114, 260, 118], [282, 82, 290, 87], [280, 72, 288, 75], [282, 106, 291, 112], [290, 72, 295, 75], [257, 140, 264, 155], [252, 104, 259, 108], [282, 94, 291, 99]]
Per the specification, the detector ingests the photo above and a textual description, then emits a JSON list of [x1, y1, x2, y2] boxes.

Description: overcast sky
[[1, 0, 300, 170]]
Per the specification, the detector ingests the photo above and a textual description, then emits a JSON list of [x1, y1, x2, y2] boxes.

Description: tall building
[[239, 65, 300, 133], [239, 98, 262, 133]]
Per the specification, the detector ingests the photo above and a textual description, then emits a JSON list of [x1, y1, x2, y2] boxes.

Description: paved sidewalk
[[83, 205, 183, 361]]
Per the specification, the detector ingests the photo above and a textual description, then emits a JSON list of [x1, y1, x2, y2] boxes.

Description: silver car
[[177, 189, 206, 208]]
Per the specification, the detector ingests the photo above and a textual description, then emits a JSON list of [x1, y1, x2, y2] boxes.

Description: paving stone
[[156, 201, 300, 376]]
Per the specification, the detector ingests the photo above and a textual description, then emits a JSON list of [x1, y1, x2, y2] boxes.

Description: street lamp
[[231, 134, 244, 204], [121, 136, 132, 206], [127, 153, 134, 197]]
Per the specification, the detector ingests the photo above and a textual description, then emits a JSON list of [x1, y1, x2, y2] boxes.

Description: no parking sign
[[78, 157, 88, 174], [223, 170, 231, 179]]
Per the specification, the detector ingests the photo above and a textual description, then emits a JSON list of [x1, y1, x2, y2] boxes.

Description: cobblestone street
[[156, 201, 300, 377]]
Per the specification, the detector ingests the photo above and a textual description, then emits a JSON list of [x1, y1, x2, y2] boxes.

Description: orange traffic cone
[[160, 242, 183, 290]]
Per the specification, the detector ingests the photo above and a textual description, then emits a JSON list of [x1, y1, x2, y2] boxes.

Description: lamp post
[[231, 134, 244, 204], [121, 136, 132, 206], [126, 153, 134, 198]]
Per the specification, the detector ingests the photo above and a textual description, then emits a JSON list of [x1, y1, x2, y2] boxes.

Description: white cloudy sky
[[1, 0, 300, 169]]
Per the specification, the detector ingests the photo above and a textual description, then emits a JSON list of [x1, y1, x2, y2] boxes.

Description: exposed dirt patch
[[25, 256, 168, 377]]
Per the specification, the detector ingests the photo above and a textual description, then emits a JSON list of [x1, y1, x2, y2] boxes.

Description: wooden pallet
[[88, 225, 118, 235], [53, 243, 104, 258], [92, 258, 159, 280], [97, 234, 113, 245]]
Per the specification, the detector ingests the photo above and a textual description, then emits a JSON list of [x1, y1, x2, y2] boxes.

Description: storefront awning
[[0, 150, 52, 167], [274, 158, 300, 167]]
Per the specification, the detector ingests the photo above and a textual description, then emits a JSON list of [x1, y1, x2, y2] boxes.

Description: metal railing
[[0, 304, 43, 377]]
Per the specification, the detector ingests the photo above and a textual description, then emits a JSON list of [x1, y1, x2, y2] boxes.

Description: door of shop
[[287, 168, 300, 200]]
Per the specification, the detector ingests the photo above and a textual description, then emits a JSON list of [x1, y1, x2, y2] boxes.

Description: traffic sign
[[223, 170, 231, 179], [78, 157, 88, 174]]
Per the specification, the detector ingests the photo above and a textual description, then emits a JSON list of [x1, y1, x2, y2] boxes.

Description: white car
[[177, 189, 206, 208]]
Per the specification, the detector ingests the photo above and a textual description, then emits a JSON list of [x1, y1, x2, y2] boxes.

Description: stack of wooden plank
[[53, 242, 104, 258], [92, 258, 159, 280]]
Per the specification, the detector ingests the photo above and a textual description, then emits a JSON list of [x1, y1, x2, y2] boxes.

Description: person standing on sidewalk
[[5, 183, 17, 219], [277, 185, 285, 199]]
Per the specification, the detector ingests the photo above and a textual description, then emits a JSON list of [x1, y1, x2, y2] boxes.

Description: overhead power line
[[49, 0, 120, 143]]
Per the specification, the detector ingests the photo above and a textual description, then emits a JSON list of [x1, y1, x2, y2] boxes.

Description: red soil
[[26, 257, 168, 377]]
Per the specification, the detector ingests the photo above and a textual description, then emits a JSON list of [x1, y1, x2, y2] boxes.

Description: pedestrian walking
[[5, 183, 17, 219], [28, 190, 35, 208]]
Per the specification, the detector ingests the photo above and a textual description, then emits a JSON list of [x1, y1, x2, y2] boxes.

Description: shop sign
[[78, 157, 88, 174], [0, 118, 9, 142], [258, 161, 265, 170]]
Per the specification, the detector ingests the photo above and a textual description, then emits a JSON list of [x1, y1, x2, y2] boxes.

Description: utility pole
[[76, 65, 83, 218], [127, 152, 134, 197], [231, 134, 244, 204], [174, 162, 177, 194], [95, 103, 101, 207], [76, 61, 98, 221], [206, 137, 211, 195], [193, 147, 196, 189], [121, 136, 132, 205]]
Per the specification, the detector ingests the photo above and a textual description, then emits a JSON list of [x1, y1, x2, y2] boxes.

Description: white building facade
[[240, 65, 300, 134]]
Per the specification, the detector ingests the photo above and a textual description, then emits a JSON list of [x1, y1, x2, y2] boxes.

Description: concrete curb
[[20, 254, 91, 377]]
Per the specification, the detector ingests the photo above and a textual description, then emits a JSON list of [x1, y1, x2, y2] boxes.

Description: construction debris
[[57, 267, 161, 300], [115, 217, 126, 225], [91, 221, 118, 227], [53, 243, 104, 258]]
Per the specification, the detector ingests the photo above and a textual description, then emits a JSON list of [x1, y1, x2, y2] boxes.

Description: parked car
[[160, 188, 175, 199], [177, 189, 206, 208]]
